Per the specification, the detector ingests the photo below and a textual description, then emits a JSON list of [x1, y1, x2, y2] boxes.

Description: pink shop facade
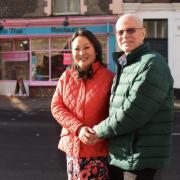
[[0, 16, 117, 96]]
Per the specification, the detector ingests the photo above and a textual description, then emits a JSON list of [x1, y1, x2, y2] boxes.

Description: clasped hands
[[78, 126, 101, 145]]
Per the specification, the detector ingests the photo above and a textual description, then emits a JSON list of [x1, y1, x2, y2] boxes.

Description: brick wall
[[0, 0, 47, 18], [84, 0, 113, 15], [29, 86, 55, 97]]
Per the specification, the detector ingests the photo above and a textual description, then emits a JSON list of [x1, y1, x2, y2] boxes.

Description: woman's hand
[[78, 126, 98, 145]]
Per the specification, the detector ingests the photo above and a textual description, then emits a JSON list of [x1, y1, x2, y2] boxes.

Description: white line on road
[[172, 133, 180, 136]]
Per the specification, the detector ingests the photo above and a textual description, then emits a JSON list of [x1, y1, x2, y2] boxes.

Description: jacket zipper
[[111, 64, 123, 103], [129, 132, 136, 165]]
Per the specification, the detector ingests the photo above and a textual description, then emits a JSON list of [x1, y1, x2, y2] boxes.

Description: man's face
[[116, 16, 145, 54]]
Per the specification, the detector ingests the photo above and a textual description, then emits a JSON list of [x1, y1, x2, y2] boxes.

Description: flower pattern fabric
[[67, 156, 109, 180]]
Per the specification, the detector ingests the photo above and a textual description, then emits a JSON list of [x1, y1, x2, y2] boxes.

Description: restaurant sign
[[0, 24, 112, 36]]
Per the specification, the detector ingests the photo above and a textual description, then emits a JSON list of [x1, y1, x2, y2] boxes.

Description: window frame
[[0, 38, 30, 80], [144, 19, 168, 39], [143, 19, 168, 62]]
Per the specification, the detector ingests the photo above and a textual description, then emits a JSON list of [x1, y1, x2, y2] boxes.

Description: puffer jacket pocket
[[60, 127, 70, 137], [58, 129, 73, 156]]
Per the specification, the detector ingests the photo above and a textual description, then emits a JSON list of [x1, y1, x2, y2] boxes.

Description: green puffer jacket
[[95, 43, 174, 170]]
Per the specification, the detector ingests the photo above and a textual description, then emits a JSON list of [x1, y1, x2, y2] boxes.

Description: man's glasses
[[116, 28, 143, 36]]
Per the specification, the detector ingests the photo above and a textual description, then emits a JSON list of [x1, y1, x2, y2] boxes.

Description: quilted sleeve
[[95, 55, 174, 138], [51, 72, 84, 136]]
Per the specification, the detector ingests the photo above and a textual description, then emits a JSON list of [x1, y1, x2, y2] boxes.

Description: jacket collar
[[71, 61, 101, 79], [113, 42, 151, 66]]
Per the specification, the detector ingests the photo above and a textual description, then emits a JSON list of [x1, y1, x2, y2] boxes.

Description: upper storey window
[[123, 0, 175, 3], [53, 0, 80, 15]]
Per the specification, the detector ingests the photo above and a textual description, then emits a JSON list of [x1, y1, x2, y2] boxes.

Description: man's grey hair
[[116, 14, 144, 30]]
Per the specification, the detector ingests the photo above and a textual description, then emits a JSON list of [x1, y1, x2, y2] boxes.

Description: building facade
[[123, 0, 180, 97], [0, 0, 180, 97], [0, 0, 120, 96]]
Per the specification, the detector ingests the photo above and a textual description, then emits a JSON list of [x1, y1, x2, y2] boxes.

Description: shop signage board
[[0, 24, 113, 36], [0, 24, 116, 71]]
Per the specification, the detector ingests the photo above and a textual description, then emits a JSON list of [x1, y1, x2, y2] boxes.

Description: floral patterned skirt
[[66, 156, 109, 180]]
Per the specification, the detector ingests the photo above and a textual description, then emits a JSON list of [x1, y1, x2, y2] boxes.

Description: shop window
[[15, 39, 29, 51], [50, 37, 71, 80], [31, 37, 72, 82], [0, 52, 29, 80], [96, 36, 108, 65], [53, 0, 80, 15], [31, 38, 49, 81], [51, 37, 71, 50], [51, 51, 70, 81], [31, 38, 49, 50], [0, 40, 13, 51], [32, 52, 49, 81], [0, 39, 29, 80]]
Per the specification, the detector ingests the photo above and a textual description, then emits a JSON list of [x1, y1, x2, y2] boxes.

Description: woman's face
[[71, 36, 96, 71]]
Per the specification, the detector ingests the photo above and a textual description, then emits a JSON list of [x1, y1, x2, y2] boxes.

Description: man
[[91, 14, 174, 180]]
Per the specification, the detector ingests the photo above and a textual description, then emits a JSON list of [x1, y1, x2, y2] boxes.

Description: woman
[[51, 30, 114, 179]]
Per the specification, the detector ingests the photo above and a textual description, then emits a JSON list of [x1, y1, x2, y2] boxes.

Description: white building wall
[[122, 3, 180, 89], [173, 16, 180, 88]]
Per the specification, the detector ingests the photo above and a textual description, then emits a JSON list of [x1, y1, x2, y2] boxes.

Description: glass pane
[[68, 0, 79, 12], [31, 52, 49, 81], [102, 50, 108, 65], [15, 39, 29, 51], [0, 41, 13, 51], [0, 52, 29, 80], [31, 38, 49, 50], [51, 37, 70, 50], [144, 20, 156, 38], [0, 54, 2, 80], [51, 51, 70, 81], [54, 0, 79, 13], [123, 0, 142, 2], [96, 36, 107, 50], [156, 21, 167, 38], [96, 36, 108, 64], [144, 20, 167, 38], [142, 0, 152, 2]]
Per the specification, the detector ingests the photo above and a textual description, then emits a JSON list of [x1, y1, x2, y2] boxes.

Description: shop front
[[0, 16, 116, 96]]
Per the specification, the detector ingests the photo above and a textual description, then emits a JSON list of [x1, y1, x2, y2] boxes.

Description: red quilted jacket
[[51, 62, 114, 158]]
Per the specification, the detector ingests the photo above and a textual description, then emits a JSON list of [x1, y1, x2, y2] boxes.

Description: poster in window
[[63, 53, 72, 65]]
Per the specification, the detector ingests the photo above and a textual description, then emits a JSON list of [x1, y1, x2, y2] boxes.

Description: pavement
[[174, 98, 180, 111], [0, 95, 52, 112], [0, 95, 180, 112]]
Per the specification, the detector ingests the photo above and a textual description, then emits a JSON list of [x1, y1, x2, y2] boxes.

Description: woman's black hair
[[71, 29, 105, 66]]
